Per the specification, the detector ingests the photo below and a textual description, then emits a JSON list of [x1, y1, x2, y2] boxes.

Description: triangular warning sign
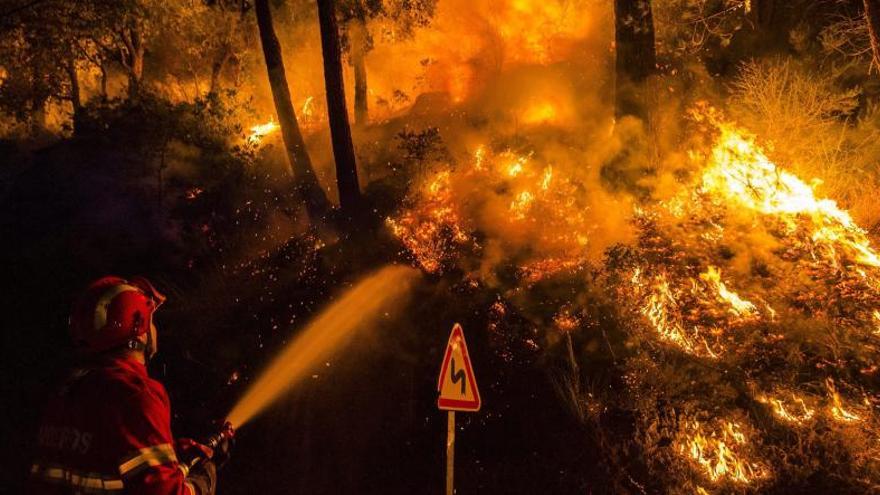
[[437, 324, 481, 412]]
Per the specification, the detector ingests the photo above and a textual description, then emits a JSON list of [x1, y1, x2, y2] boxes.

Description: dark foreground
[[0, 137, 600, 494]]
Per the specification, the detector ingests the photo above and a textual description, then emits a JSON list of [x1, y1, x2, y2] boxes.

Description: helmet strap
[[144, 326, 156, 362]]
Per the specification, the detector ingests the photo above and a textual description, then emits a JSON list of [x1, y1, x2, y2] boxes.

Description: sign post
[[446, 410, 455, 495], [437, 324, 481, 495]]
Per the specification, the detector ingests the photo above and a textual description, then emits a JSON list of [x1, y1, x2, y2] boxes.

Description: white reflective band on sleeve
[[118, 443, 178, 477], [31, 463, 124, 493]]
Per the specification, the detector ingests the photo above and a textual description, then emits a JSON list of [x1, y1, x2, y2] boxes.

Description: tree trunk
[[865, 0, 880, 71], [66, 58, 83, 134], [350, 19, 368, 125], [352, 54, 367, 125], [209, 45, 231, 97], [254, 0, 329, 217], [745, 0, 780, 46], [130, 40, 143, 96], [30, 95, 46, 135], [99, 62, 108, 102], [317, 0, 362, 215], [749, 0, 775, 32], [613, 0, 656, 118], [120, 23, 144, 99], [28, 55, 46, 135]]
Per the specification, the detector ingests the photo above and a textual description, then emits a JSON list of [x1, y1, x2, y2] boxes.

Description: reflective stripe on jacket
[[30, 356, 197, 495]]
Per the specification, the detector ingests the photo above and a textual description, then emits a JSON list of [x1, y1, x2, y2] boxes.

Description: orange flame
[[699, 266, 757, 317], [825, 378, 861, 423], [681, 419, 768, 485], [247, 119, 280, 145], [757, 392, 816, 425], [700, 123, 880, 269]]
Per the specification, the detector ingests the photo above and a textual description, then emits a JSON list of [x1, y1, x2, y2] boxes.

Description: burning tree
[[254, 0, 329, 218]]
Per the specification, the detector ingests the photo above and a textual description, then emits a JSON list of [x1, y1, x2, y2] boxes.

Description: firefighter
[[30, 276, 228, 494]]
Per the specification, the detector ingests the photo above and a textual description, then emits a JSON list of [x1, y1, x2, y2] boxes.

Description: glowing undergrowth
[[387, 106, 880, 492]]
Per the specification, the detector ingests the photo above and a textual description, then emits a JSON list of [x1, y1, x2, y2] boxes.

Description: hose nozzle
[[204, 421, 235, 451], [186, 421, 235, 470]]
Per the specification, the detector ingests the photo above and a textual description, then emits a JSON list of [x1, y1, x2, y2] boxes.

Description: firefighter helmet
[[69, 276, 166, 353]]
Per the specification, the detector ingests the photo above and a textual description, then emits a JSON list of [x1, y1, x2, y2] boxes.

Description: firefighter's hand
[[186, 459, 217, 495], [211, 421, 235, 468], [176, 438, 214, 466], [213, 431, 234, 468]]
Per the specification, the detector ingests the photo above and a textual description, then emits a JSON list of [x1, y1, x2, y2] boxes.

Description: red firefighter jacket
[[30, 356, 198, 494]]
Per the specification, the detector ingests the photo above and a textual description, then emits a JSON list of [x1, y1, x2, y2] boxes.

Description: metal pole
[[446, 410, 455, 495]]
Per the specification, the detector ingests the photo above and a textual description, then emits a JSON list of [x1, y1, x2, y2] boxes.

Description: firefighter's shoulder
[[98, 363, 171, 414]]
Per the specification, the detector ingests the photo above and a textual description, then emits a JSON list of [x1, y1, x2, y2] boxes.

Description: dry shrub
[[819, 10, 872, 67], [729, 58, 880, 230], [653, 0, 750, 57]]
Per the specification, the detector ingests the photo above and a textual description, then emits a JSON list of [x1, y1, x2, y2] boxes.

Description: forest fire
[[8, 0, 880, 492], [387, 145, 600, 279], [700, 266, 757, 317], [387, 106, 880, 490], [386, 168, 472, 274], [621, 113, 880, 490], [619, 109, 880, 354]]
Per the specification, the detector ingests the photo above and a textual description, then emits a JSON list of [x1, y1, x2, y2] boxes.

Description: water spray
[[184, 266, 419, 471], [218, 264, 419, 433], [178, 263, 419, 479]]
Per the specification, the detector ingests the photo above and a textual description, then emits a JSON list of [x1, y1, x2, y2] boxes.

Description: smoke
[[264, 0, 879, 331], [347, 0, 666, 286]]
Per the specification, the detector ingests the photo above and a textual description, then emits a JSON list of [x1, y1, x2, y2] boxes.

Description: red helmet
[[69, 276, 166, 353]]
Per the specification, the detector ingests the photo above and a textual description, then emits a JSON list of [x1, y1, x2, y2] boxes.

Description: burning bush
[[387, 103, 880, 492], [730, 58, 880, 230], [617, 109, 880, 491]]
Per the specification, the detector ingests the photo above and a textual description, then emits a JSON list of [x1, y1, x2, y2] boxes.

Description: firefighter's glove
[[212, 422, 235, 468], [213, 432, 234, 468], [176, 438, 214, 466], [186, 458, 217, 495]]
